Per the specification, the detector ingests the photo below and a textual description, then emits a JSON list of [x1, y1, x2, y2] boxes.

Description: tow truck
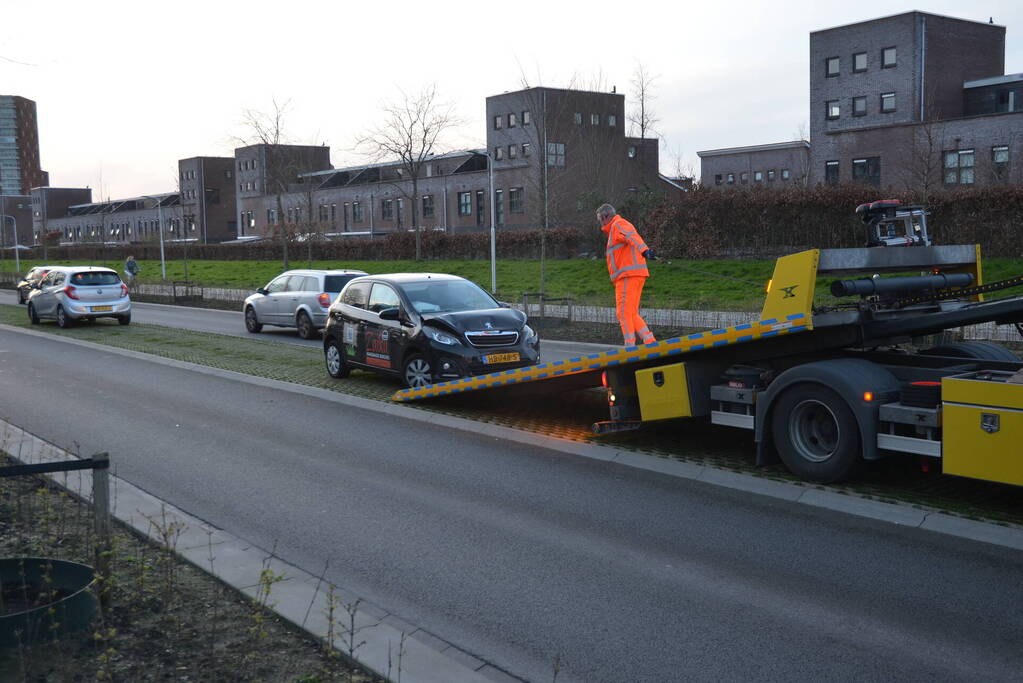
[[393, 201, 1023, 487]]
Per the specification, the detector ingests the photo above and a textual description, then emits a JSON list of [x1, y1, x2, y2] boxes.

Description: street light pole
[[482, 150, 497, 294], [141, 194, 168, 280]]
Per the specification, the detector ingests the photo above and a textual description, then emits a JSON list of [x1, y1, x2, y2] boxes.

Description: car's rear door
[[335, 281, 372, 367], [282, 275, 314, 326]]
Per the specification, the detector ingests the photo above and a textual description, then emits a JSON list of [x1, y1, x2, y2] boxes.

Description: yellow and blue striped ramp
[[392, 313, 811, 402]]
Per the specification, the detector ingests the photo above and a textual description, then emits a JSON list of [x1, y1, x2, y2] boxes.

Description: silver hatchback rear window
[[70, 272, 120, 286]]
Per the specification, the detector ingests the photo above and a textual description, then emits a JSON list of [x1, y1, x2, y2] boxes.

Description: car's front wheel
[[296, 311, 317, 339], [16, 289, 24, 305], [245, 306, 262, 333], [56, 305, 74, 329], [402, 353, 433, 389], [324, 338, 350, 379], [27, 302, 39, 324]]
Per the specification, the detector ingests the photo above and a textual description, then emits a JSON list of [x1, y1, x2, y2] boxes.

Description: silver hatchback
[[26, 266, 131, 328], [243, 269, 367, 339]]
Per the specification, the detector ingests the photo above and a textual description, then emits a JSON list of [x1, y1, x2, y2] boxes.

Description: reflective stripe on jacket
[[602, 215, 649, 281]]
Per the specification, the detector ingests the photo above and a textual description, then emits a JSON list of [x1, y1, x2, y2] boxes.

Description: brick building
[[700, 11, 1023, 190]]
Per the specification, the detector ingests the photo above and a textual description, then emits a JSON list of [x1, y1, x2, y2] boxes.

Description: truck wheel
[[771, 384, 861, 483], [921, 341, 1019, 362]]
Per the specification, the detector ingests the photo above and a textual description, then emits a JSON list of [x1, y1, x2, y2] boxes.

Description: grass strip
[[2, 304, 1020, 527]]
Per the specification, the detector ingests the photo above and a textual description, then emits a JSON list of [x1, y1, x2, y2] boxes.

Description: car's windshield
[[70, 271, 120, 286], [401, 279, 497, 314]]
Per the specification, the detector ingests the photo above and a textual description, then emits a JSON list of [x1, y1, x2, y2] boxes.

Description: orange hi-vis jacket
[[602, 215, 649, 281]]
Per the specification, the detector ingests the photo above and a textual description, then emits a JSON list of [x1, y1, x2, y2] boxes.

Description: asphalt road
[[2, 328, 1021, 682], [0, 290, 616, 361]]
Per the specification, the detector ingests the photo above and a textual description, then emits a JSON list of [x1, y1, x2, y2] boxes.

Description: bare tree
[[355, 85, 459, 261], [239, 99, 301, 270], [627, 62, 660, 139], [896, 120, 946, 196]]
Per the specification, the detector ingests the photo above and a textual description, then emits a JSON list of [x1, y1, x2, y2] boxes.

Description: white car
[[26, 266, 131, 328]]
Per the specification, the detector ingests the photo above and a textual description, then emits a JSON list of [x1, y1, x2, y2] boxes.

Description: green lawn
[[5, 255, 1022, 312]]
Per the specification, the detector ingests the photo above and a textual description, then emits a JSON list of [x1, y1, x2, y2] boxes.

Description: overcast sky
[[3, 1, 1021, 199]]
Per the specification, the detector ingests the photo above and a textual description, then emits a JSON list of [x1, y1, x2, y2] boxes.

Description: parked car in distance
[[16, 265, 57, 304], [323, 273, 540, 388], [244, 269, 368, 339], [26, 266, 131, 328]]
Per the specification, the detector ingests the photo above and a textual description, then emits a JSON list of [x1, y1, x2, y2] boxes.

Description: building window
[[495, 189, 504, 226], [522, 110, 531, 125], [508, 144, 517, 159], [494, 114, 503, 130], [522, 142, 531, 157], [852, 96, 867, 116], [422, 195, 434, 218], [476, 190, 484, 226], [627, 146, 636, 159], [781, 169, 791, 181], [508, 112, 517, 128], [381, 198, 394, 220], [319, 204, 328, 221], [574, 112, 582, 125], [992, 145, 1010, 180], [608, 114, 617, 127], [352, 201, 363, 222], [225, 170, 232, 179], [726, 173, 735, 184], [882, 46, 897, 68], [852, 157, 881, 187], [740, 172, 749, 184], [331, 203, 336, 221], [825, 160, 839, 185], [825, 56, 840, 77], [767, 169, 776, 181], [547, 142, 565, 167], [495, 146, 505, 161], [509, 187, 523, 213], [714, 174, 723, 186], [247, 211, 254, 228], [826, 100, 840, 120], [880, 92, 896, 113], [267, 208, 274, 223], [853, 52, 867, 73], [944, 149, 975, 185], [754, 171, 763, 182], [590, 113, 599, 125], [458, 191, 472, 216]]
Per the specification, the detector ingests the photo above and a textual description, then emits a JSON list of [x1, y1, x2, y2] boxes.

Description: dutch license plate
[[484, 352, 520, 365], [91, 306, 112, 312]]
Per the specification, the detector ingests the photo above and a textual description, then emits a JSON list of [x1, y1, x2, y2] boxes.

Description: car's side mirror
[[498, 301, 511, 308], [257, 287, 269, 295], [378, 307, 400, 321]]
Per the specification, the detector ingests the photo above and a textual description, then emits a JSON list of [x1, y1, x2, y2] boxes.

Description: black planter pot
[[0, 557, 98, 649]]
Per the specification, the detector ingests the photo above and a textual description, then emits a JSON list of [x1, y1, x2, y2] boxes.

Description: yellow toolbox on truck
[[942, 371, 1023, 487]]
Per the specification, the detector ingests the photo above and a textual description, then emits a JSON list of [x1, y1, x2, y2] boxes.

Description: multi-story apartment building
[[0, 96, 48, 196], [237, 86, 667, 240], [40, 192, 182, 245], [34, 86, 669, 246], [700, 11, 1023, 190], [178, 156, 237, 243]]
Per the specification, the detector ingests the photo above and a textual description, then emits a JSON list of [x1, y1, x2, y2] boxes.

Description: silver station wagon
[[243, 268, 368, 339], [26, 266, 132, 327]]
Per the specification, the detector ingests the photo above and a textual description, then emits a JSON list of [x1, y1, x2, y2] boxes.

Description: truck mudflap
[[755, 359, 901, 466]]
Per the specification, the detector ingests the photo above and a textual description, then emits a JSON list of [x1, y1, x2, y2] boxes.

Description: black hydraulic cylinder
[[830, 272, 974, 297]]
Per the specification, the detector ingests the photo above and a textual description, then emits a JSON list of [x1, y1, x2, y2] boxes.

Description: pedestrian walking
[[124, 255, 140, 290], [597, 203, 656, 346]]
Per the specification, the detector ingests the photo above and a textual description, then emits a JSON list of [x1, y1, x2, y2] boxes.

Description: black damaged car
[[323, 273, 539, 388]]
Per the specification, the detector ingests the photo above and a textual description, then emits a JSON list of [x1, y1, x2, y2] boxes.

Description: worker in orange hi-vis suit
[[597, 203, 656, 346]]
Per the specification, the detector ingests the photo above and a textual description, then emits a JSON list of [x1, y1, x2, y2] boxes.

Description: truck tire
[[771, 384, 862, 483], [921, 341, 1019, 362]]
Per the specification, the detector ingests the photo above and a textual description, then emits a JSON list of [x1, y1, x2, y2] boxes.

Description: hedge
[[640, 184, 1023, 259]]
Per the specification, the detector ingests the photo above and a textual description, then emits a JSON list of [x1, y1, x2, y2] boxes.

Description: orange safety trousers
[[615, 276, 655, 346]]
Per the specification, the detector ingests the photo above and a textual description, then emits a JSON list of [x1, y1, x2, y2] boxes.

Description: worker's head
[[596, 203, 616, 226]]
